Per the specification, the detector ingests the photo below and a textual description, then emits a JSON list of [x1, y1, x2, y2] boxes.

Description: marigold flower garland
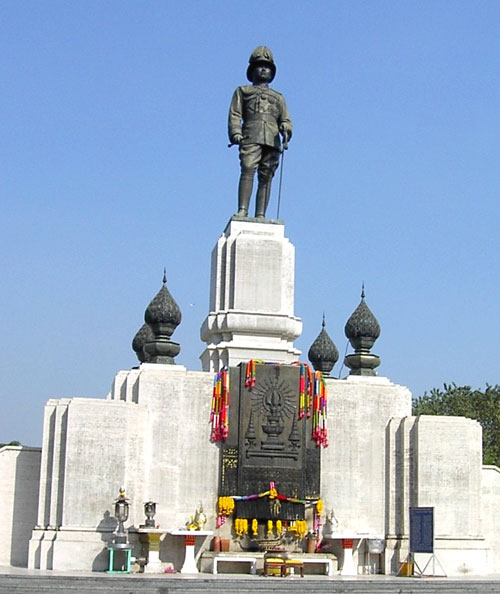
[[314, 498, 324, 533], [216, 482, 323, 531], [231, 501, 323, 540], [234, 518, 248, 537], [233, 517, 288, 538], [216, 496, 235, 528], [231, 517, 308, 539], [287, 520, 308, 539], [218, 496, 235, 516]]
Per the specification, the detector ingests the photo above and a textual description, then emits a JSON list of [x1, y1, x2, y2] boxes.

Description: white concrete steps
[[3, 575, 500, 594]]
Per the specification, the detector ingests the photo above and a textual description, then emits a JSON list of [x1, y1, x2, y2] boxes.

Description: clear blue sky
[[1, 1, 499, 446]]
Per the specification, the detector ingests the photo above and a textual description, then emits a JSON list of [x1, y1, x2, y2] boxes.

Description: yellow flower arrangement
[[234, 518, 248, 537], [252, 518, 258, 537], [288, 519, 307, 539], [218, 496, 235, 516], [316, 498, 323, 514], [296, 520, 307, 538]]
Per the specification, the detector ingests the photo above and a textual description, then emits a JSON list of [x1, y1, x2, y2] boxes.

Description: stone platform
[[2, 569, 500, 594]]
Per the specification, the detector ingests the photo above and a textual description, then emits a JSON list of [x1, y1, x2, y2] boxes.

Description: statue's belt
[[245, 113, 278, 124]]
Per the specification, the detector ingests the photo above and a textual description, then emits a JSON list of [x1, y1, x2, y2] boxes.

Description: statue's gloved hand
[[231, 134, 243, 145], [280, 127, 292, 143]]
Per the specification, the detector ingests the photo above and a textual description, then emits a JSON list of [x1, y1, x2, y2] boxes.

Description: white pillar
[[200, 218, 302, 371]]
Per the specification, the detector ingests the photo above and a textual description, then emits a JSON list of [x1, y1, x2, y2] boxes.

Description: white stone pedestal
[[169, 530, 213, 574], [200, 217, 302, 371], [340, 538, 357, 576], [328, 533, 384, 576]]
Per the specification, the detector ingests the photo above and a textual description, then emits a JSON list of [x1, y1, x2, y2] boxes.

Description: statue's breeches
[[239, 144, 281, 180]]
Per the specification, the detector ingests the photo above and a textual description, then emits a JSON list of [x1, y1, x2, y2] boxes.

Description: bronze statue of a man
[[228, 46, 292, 219]]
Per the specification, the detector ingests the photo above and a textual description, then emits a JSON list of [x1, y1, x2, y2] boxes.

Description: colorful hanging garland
[[209, 367, 229, 442], [312, 371, 328, 447], [314, 498, 324, 533], [210, 361, 328, 448], [231, 480, 320, 505], [220, 484, 324, 539], [293, 361, 314, 419], [245, 359, 261, 388], [216, 481, 323, 527], [293, 362, 328, 448]]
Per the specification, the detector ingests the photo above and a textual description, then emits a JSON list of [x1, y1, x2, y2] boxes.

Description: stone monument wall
[[481, 465, 500, 573], [28, 365, 218, 571], [21, 363, 500, 575], [0, 446, 41, 567], [322, 376, 411, 538], [384, 415, 487, 575]]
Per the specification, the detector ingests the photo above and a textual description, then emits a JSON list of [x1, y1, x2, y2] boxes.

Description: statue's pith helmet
[[246, 46, 276, 82]]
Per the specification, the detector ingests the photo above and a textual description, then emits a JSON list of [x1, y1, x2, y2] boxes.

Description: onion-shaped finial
[[132, 322, 154, 363], [142, 271, 182, 364], [308, 315, 339, 376], [344, 286, 381, 376]]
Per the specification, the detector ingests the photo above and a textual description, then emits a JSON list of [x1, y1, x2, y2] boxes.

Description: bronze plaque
[[220, 363, 320, 520]]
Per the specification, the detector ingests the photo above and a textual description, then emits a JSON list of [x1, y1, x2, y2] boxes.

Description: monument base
[[200, 218, 302, 372], [28, 527, 118, 571]]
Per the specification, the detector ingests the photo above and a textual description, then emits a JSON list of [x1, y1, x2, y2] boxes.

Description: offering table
[[329, 532, 384, 575], [169, 529, 213, 574]]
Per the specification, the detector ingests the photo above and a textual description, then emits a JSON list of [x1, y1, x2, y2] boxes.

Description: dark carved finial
[[142, 275, 182, 365], [308, 317, 339, 377], [163, 268, 167, 285], [344, 290, 381, 376], [132, 322, 154, 363]]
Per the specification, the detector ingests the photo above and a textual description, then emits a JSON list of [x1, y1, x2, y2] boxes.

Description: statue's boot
[[236, 174, 253, 216], [255, 181, 271, 218]]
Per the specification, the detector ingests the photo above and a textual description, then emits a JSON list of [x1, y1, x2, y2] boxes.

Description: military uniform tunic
[[228, 85, 292, 179], [228, 85, 292, 149]]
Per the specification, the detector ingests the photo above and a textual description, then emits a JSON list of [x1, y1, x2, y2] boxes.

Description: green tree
[[413, 383, 500, 467], [0, 440, 21, 448]]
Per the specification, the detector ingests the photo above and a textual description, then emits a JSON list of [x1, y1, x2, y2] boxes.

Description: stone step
[[0, 574, 500, 594], [2, 574, 500, 594]]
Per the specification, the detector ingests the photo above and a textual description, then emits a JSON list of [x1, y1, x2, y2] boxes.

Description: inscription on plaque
[[220, 447, 238, 496]]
